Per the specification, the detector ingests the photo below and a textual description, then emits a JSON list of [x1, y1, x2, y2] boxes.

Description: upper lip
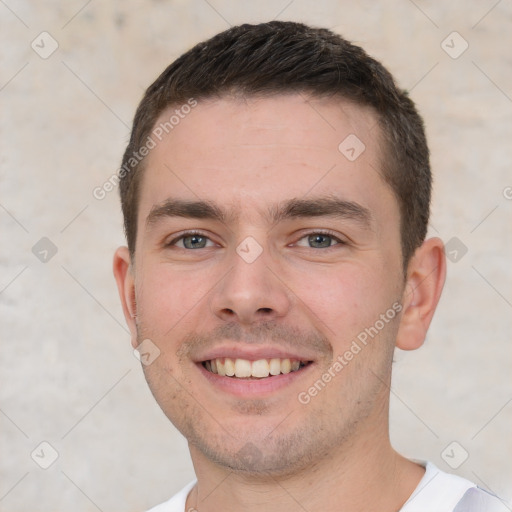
[[194, 345, 316, 363]]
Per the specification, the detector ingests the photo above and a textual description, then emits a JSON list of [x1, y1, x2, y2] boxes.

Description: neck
[[185, 414, 424, 512]]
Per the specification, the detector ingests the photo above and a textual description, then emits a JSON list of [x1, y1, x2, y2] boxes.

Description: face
[[120, 95, 408, 475]]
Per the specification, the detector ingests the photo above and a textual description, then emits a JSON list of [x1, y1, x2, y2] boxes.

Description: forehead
[[137, 94, 395, 228]]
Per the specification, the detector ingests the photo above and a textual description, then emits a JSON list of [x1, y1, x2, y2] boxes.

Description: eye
[[167, 232, 215, 249], [295, 232, 343, 249]]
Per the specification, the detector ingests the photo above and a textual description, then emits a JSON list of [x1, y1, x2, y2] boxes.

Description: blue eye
[[168, 232, 215, 249], [308, 234, 337, 248], [296, 232, 342, 249], [181, 234, 208, 249]]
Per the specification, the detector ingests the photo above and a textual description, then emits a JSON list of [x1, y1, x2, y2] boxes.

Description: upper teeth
[[204, 358, 305, 378]]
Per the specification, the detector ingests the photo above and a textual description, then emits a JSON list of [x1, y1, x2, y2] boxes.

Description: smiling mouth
[[202, 357, 313, 379]]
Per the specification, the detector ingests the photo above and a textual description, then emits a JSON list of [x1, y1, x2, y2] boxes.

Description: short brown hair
[[120, 21, 431, 268]]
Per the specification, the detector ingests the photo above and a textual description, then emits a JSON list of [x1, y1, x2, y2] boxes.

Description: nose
[[209, 241, 292, 325]]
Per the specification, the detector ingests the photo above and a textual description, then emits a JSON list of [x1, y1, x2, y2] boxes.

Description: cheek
[[288, 263, 395, 344], [135, 265, 209, 335]]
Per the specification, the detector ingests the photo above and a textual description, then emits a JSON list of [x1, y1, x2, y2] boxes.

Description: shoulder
[[145, 481, 196, 512], [453, 487, 508, 512], [401, 462, 505, 512]]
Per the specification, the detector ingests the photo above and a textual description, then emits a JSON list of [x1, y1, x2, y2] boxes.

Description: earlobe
[[113, 246, 138, 346], [396, 237, 447, 351]]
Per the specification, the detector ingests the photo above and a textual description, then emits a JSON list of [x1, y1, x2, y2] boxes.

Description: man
[[113, 21, 503, 511]]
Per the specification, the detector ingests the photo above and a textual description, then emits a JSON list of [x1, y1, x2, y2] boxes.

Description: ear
[[396, 237, 446, 351], [113, 246, 138, 348]]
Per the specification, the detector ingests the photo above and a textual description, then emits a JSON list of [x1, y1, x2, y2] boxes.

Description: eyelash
[[165, 229, 346, 249]]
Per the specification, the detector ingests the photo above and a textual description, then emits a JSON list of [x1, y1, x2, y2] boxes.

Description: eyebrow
[[146, 195, 373, 230]]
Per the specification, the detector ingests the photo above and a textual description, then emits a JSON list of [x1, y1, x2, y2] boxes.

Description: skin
[[114, 94, 446, 512]]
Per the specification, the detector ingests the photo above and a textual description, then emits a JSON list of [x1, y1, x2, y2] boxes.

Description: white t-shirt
[[146, 462, 505, 512]]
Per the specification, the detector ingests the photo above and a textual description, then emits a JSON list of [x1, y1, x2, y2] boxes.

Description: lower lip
[[196, 362, 315, 398]]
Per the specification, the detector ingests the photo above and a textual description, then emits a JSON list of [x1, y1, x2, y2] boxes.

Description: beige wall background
[[1, 1, 511, 511]]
